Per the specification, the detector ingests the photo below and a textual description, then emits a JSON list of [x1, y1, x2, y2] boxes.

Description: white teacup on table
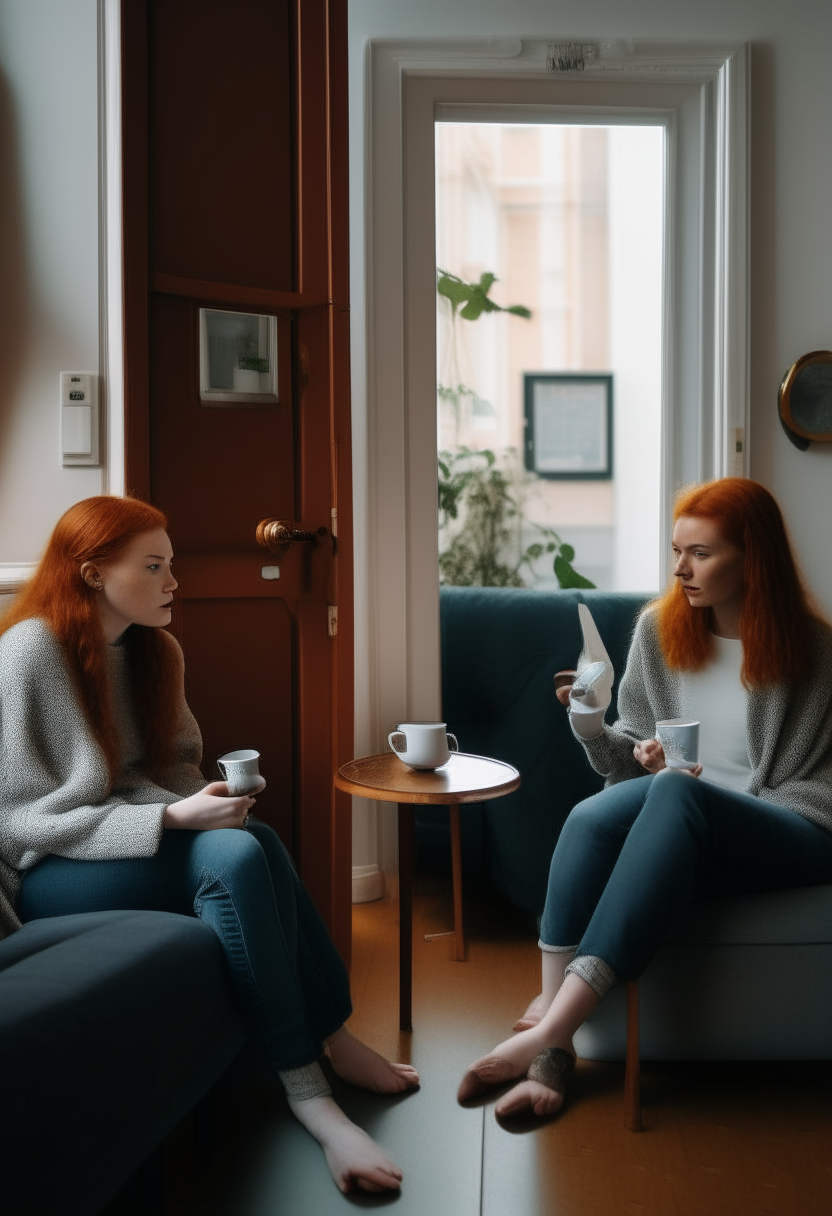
[[217, 749, 267, 795], [655, 719, 700, 771], [388, 722, 459, 771]]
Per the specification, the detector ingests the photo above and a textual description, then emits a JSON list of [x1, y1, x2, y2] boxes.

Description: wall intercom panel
[[60, 372, 100, 467]]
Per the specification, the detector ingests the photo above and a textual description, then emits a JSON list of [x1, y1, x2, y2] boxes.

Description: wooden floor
[[160, 875, 832, 1216]]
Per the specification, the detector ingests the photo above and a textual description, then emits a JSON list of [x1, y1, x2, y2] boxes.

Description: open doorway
[[356, 42, 749, 889], [435, 120, 664, 594]]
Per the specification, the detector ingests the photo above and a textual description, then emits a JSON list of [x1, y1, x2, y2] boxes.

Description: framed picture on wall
[[524, 373, 613, 479]]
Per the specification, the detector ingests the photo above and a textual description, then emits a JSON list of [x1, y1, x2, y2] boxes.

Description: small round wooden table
[[335, 751, 520, 1031]]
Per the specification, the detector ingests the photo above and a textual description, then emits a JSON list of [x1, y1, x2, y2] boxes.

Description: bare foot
[[495, 1046, 575, 1119], [458, 1027, 547, 1103], [326, 1026, 420, 1094], [288, 1094, 403, 1194], [512, 992, 548, 1031], [495, 1079, 565, 1119]]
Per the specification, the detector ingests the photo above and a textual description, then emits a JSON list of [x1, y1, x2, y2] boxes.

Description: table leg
[[449, 805, 466, 961], [398, 802, 414, 1032], [625, 979, 642, 1131]]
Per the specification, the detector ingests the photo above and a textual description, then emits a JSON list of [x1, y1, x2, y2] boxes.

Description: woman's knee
[[639, 770, 714, 836], [560, 776, 653, 842], [558, 798, 600, 848], [187, 827, 268, 886], [647, 769, 709, 812]]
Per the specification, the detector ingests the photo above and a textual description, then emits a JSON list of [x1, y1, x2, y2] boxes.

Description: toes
[[383, 1062, 420, 1092], [457, 1068, 486, 1103], [458, 1056, 519, 1103], [391, 1064, 421, 1087], [349, 1167, 402, 1192], [495, 1081, 535, 1117], [513, 996, 546, 1032], [495, 1080, 563, 1119]]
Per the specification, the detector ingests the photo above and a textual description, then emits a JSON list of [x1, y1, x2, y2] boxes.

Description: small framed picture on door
[[524, 373, 613, 480], [199, 308, 279, 405]]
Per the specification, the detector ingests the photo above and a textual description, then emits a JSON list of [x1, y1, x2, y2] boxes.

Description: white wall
[[0, 0, 102, 567], [348, 0, 832, 613]]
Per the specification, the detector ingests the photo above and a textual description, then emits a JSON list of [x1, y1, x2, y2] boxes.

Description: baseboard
[[352, 864, 385, 904]]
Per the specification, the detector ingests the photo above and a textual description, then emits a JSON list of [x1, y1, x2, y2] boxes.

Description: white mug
[[388, 722, 459, 771], [655, 719, 700, 771], [217, 749, 266, 795]]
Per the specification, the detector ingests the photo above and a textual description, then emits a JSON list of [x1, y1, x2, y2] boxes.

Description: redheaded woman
[[459, 478, 832, 1117], [0, 496, 417, 1194]]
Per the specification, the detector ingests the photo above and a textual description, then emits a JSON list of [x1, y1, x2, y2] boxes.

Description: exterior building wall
[[436, 122, 660, 590]]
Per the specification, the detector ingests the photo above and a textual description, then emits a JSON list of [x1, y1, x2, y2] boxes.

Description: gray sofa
[[436, 586, 832, 1061], [0, 908, 245, 1215]]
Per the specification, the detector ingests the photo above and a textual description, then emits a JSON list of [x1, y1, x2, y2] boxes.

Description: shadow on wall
[[0, 68, 29, 463]]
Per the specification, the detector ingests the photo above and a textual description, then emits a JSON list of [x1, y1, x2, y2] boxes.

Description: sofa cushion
[[672, 883, 832, 945], [432, 587, 649, 916], [0, 909, 245, 1216]]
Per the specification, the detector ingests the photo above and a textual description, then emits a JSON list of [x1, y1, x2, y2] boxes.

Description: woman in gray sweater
[[459, 477, 832, 1118], [0, 495, 417, 1195]]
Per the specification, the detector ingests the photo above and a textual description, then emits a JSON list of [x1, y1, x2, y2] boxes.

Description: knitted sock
[[279, 1060, 332, 1102], [564, 953, 617, 997]]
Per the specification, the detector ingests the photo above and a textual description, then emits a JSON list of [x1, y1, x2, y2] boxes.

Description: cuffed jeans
[[18, 819, 352, 1072], [539, 772, 832, 985]]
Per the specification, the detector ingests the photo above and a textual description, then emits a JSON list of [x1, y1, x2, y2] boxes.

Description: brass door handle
[[256, 518, 329, 562]]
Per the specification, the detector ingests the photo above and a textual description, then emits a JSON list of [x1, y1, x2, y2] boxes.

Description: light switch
[[60, 372, 99, 466], [63, 405, 93, 455]]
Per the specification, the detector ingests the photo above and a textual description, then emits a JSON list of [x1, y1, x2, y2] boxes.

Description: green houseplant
[[438, 447, 595, 589], [436, 270, 595, 590]]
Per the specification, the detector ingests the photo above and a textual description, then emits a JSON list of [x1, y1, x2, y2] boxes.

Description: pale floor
[[160, 876, 832, 1216]]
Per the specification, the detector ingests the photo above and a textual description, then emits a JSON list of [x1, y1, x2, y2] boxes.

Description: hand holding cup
[[217, 749, 266, 795], [634, 720, 703, 777]]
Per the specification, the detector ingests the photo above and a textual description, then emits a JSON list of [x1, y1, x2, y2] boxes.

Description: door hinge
[[330, 507, 338, 538], [327, 604, 338, 638], [732, 427, 745, 475]]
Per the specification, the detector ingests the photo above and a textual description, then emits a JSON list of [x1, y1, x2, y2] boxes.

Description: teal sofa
[[428, 586, 648, 918], [434, 587, 832, 1061]]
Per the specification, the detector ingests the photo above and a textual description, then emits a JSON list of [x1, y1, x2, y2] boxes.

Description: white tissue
[[568, 605, 614, 736]]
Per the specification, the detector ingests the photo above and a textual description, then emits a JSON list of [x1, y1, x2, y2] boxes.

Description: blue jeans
[[18, 820, 352, 1072], [539, 773, 832, 981]]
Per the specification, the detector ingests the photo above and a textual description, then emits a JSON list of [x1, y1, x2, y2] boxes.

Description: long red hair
[[0, 496, 182, 781], [654, 478, 823, 687]]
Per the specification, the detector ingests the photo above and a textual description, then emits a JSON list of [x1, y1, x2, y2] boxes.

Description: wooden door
[[121, 0, 353, 964]]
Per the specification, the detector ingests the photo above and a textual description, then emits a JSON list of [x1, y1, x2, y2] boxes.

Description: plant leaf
[[554, 555, 596, 589], [459, 297, 486, 321], [439, 268, 533, 322], [559, 543, 575, 562], [436, 272, 472, 316]]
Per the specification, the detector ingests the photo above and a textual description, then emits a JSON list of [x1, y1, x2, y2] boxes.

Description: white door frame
[[356, 38, 749, 874], [98, 0, 125, 497]]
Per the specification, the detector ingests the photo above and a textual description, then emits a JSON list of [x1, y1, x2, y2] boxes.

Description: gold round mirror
[[778, 350, 832, 450]]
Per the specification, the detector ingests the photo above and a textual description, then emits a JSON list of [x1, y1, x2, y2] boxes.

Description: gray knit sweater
[[579, 607, 832, 834], [0, 618, 206, 939]]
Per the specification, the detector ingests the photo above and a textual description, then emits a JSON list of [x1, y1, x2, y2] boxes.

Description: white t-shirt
[[681, 635, 751, 792]]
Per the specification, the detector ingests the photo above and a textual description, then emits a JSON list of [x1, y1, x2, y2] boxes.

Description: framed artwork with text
[[524, 373, 613, 480]]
